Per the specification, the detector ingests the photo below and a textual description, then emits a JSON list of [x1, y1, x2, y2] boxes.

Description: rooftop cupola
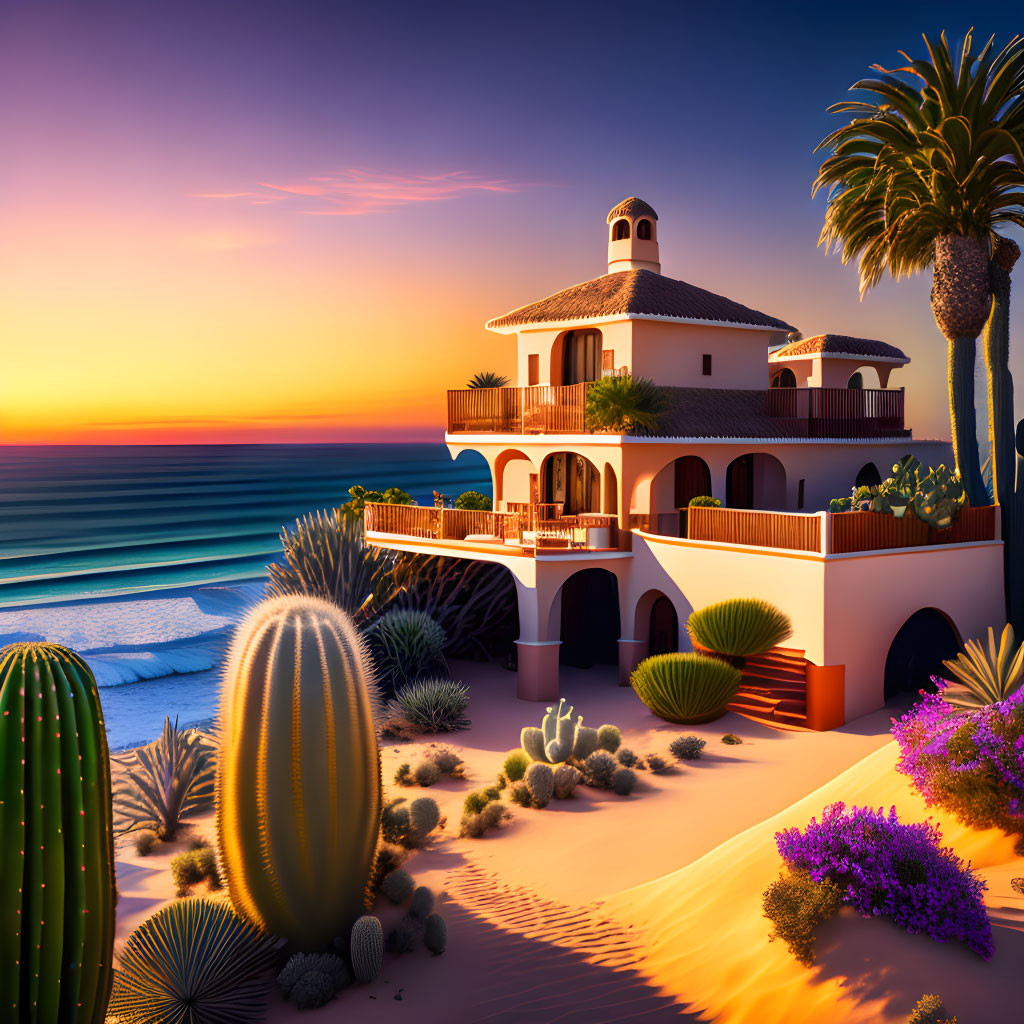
[[607, 196, 660, 274]]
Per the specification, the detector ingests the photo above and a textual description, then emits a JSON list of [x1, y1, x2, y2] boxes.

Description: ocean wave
[[88, 647, 219, 687]]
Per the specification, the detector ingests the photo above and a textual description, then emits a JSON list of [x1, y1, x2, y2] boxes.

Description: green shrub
[[631, 653, 742, 724], [387, 677, 469, 731], [509, 780, 533, 807], [645, 754, 671, 774], [596, 724, 621, 753], [454, 490, 492, 511], [414, 761, 442, 787], [585, 374, 668, 434], [459, 800, 507, 838], [381, 797, 441, 848], [365, 610, 448, 694], [394, 763, 412, 785], [688, 495, 721, 508], [170, 846, 220, 894], [110, 899, 279, 1024], [424, 744, 466, 777], [503, 749, 530, 782], [907, 994, 957, 1024], [762, 868, 842, 967], [484, 785, 501, 801], [669, 735, 706, 760], [687, 598, 793, 658], [134, 829, 159, 856], [464, 790, 492, 815]]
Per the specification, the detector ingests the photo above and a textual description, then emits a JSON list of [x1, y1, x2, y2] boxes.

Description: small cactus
[[525, 762, 555, 807], [409, 885, 435, 919], [616, 747, 639, 767], [289, 970, 335, 1009], [380, 868, 415, 905], [669, 735, 706, 760], [520, 699, 602, 764], [612, 767, 637, 795], [350, 915, 383, 983], [553, 763, 581, 799], [386, 920, 420, 953], [502, 749, 530, 781], [596, 724, 621, 753], [414, 761, 441, 787], [721, 733, 743, 745], [424, 913, 447, 955], [581, 749, 617, 788], [410, 796, 441, 838]]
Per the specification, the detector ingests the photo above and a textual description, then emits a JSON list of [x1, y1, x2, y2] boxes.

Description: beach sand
[[107, 660, 1024, 1023]]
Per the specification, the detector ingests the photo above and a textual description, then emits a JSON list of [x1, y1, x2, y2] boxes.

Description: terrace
[[446, 383, 906, 438]]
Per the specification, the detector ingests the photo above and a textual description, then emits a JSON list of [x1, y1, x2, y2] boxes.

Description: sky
[[1, 0, 1022, 444]]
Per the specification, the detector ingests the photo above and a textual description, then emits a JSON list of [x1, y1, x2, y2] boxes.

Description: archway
[[551, 329, 603, 386], [541, 452, 600, 514], [855, 462, 882, 489], [884, 609, 962, 702], [726, 453, 787, 509], [494, 448, 533, 507], [771, 367, 797, 388], [847, 371, 864, 389], [674, 455, 712, 507], [557, 568, 621, 668], [603, 463, 618, 516]]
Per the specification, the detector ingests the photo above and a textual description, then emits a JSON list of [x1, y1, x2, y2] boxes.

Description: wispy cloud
[[191, 169, 545, 216]]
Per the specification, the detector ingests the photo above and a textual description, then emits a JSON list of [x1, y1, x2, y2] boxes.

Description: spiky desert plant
[[687, 597, 793, 658], [525, 762, 555, 808], [815, 30, 1024, 509], [939, 624, 1024, 709], [584, 373, 667, 434], [216, 595, 382, 950], [364, 609, 448, 694], [521, 697, 599, 764], [467, 370, 510, 388], [109, 898, 279, 1024], [553, 763, 581, 799], [631, 653, 742, 724], [380, 868, 415, 905], [266, 508, 404, 626], [669, 735, 706, 761], [113, 715, 215, 840], [350, 915, 384, 983], [387, 677, 469, 732], [424, 913, 447, 954], [410, 796, 441, 838], [503, 749, 530, 782], [0, 643, 115, 1024]]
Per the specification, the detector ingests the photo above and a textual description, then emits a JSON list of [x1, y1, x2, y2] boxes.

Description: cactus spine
[[0, 643, 115, 1024], [350, 915, 383, 983], [216, 596, 382, 950]]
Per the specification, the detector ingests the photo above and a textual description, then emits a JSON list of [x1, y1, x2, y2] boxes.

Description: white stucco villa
[[366, 198, 1004, 728]]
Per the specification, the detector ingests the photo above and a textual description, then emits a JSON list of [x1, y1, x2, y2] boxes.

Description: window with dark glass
[[702, 354, 712, 376], [562, 330, 603, 384], [636, 219, 652, 240], [612, 219, 630, 241]]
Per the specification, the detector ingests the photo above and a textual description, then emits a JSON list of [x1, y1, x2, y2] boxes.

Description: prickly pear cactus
[[521, 699, 599, 764], [913, 464, 966, 529], [0, 643, 115, 1024]]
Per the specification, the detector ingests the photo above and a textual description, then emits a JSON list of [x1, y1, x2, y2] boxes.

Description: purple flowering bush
[[892, 685, 1024, 841], [775, 802, 992, 959]]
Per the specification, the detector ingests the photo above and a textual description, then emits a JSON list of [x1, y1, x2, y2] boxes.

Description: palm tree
[[814, 30, 1024, 511], [467, 371, 510, 388], [584, 374, 667, 434]]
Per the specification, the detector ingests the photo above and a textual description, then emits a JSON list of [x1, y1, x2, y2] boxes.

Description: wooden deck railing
[[766, 387, 905, 437], [829, 504, 997, 553], [364, 503, 516, 542], [447, 383, 591, 433], [686, 506, 822, 552]]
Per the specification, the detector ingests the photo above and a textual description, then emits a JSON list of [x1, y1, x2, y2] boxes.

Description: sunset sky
[[1, 0, 1021, 444]]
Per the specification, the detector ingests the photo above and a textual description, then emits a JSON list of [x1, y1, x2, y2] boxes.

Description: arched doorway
[[884, 609, 962, 701], [847, 371, 864, 389], [552, 330, 603, 385], [558, 568, 620, 668], [674, 455, 712, 508], [603, 463, 618, 515], [771, 368, 797, 388], [855, 462, 882, 488], [494, 448, 533, 507], [541, 452, 600, 514], [648, 596, 679, 655], [726, 453, 787, 509]]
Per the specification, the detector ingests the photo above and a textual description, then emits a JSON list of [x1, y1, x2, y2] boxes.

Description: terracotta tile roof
[[486, 269, 796, 332], [771, 334, 909, 362], [607, 197, 658, 223], [647, 387, 910, 439]]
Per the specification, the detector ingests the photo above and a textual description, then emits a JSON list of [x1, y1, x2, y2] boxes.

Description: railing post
[[820, 511, 831, 555]]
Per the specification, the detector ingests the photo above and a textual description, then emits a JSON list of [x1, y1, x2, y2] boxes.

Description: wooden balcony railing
[[686, 506, 822, 552], [766, 387, 905, 437], [447, 383, 590, 433], [828, 504, 997, 553]]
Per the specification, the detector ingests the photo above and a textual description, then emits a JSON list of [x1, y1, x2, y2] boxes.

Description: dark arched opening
[[771, 367, 797, 388], [559, 568, 620, 667], [727, 454, 754, 509], [726, 452, 786, 510], [847, 371, 864, 389], [636, 218, 652, 240], [541, 451, 600, 514], [884, 609, 962, 702], [855, 462, 882, 488], [648, 595, 678, 655], [674, 455, 712, 508], [561, 329, 603, 385], [612, 218, 630, 241]]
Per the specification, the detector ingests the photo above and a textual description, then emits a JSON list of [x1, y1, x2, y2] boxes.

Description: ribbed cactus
[[216, 595, 382, 950], [409, 885, 435, 919], [525, 762, 554, 807], [350, 915, 383, 983], [410, 797, 440, 838], [0, 643, 115, 1024], [521, 698, 599, 764], [424, 913, 447, 955]]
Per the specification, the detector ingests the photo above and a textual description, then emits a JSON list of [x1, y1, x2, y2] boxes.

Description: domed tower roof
[[607, 197, 658, 224]]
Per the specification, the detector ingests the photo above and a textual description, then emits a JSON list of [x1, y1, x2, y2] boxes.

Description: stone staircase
[[728, 646, 810, 727]]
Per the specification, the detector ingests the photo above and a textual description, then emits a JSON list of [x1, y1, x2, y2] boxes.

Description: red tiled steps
[[728, 646, 809, 727]]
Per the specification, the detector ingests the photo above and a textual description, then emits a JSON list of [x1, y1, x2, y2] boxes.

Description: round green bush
[[503, 749, 530, 782], [688, 495, 721, 508], [454, 490, 492, 511], [630, 653, 742, 724], [686, 598, 792, 658]]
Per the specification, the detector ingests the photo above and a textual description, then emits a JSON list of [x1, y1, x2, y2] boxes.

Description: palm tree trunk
[[947, 337, 987, 506], [982, 240, 1019, 629]]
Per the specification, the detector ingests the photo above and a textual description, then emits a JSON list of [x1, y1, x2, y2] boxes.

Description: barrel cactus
[[350, 915, 384, 983], [424, 913, 447, 955], [216, 595, 382, 950], [0, 642, 115, 1024], [521, 698, 601, 764], [525, 762, 555, 807]]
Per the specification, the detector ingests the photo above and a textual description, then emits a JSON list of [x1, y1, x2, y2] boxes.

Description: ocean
[[0, 444, 490, 747]]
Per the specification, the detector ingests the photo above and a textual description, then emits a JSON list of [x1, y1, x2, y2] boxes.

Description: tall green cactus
[[216, 595, 382, 950], [521, 698, 600, 764], [0, 643, 115, 1023]]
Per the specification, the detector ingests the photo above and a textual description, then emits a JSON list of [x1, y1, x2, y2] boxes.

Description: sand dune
[[603, 742, 1022, 1024]]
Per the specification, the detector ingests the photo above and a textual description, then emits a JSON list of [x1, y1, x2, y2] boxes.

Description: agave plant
[[108, 898, 280, 1024], [630, 653, 742, 724], [467, 370, 510, 388], [584, 374, 667, 434], [364, 609, 448, 695], [113, 715, 215, 840], [939, 623, 1024, 709], [388, 677, 470, 732], [687, 598, 793, 659], [267, 507, 405, 626]]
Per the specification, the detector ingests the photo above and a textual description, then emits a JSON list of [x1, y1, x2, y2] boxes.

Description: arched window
[[771, 368, 796, 388], [636, 219, 652, 240], [848, 371, 864, 389], [612, 218, 630, 241]]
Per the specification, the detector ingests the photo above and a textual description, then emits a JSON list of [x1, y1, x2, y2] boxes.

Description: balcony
[[446, 383, 907, 438], [364, 501, 623, 556]]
